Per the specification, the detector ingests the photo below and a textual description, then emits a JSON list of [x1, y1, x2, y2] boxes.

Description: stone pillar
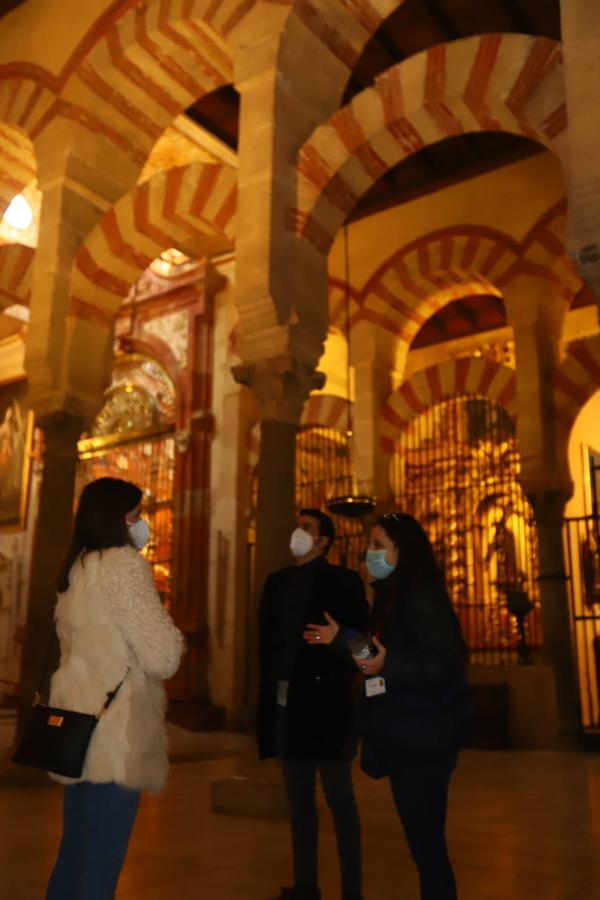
[[211, 358, 322, 815], [506, 280, 577, 740], [352, 325, 402, 506], [527, 489, 579, 738], [560, 1, 600, 312], [17, 413, 83, 729], [26, 120, 138, 418], [505, 280, 570, 492], [232, 358, 325, 640], [247, 364, 324, 685], [14, 123, 136, 742]]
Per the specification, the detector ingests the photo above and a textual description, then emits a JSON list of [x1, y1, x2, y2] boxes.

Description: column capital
[[232, 356, 325, 425], [526, 488, 571, 526]]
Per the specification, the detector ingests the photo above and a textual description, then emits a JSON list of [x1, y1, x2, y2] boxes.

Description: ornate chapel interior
[[0, 0, 599, 749]]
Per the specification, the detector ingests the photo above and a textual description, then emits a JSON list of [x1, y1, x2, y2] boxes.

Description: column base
[[210, 774, 287, 818], [469, 664, 574, 749], [167, 700, 225, 732]]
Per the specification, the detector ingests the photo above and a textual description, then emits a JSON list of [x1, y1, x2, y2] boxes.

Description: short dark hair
[[57, 477, 143, 593], [299, 508, 335, 556]]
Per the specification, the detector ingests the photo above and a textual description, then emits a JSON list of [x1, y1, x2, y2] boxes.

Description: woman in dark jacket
[[356, 513, 469, 900]]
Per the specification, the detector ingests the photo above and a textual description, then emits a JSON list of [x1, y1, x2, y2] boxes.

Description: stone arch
[[0, 242, 34, 310], [519, 199, 582, 303], [293, 34, 566, 256], [553, 336, 600, 434], [328, 277, 362, 330], [60, 160, 235, 415], [69, 161, 236, 316], [380, 356, 517, 451], [57, 1, 237, 172], [333, 202, 581, 348], [359, 227, 516, 342]]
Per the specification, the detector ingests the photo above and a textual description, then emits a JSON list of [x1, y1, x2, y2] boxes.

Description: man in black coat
[[257, 508, 369, 900]]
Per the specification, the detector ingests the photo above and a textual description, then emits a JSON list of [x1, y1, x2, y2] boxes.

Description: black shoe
[[269, 887, 321, 900], [342, 895, 363, 900]]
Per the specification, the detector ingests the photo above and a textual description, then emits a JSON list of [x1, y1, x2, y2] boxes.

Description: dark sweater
[[372, 571, 467, 689]]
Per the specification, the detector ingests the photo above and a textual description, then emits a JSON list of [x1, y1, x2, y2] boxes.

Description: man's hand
[[353, 635, 386, 675], [303, 611, 340, 645]]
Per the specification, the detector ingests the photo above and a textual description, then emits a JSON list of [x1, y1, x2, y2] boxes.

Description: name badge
[[365, 676, 386, 697], [276, 680, 289, 707]]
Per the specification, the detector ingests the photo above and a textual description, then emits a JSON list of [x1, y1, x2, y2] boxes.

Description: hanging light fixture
[[326, 225, 377, 519]]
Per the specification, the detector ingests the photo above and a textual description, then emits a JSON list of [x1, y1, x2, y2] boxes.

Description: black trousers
[[281, 757, 362, 896], [388, 751, 458, 900]]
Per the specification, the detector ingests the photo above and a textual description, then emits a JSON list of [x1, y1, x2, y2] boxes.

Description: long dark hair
[[377, 513, 445, 586], [57, 477, 142, 593], [372, 512, 452, 628]]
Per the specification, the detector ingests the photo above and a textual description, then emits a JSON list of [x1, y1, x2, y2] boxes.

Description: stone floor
[[2, 717, 600, 899]]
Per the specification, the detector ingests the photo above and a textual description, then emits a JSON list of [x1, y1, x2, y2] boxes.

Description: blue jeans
[[46, 782, 140, 900]]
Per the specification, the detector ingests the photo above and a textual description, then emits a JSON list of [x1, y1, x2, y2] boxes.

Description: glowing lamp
[[4, 194, 32, 230]]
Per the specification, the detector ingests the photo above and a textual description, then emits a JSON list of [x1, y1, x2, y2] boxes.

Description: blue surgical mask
[[366, 549, 396, 580], [128, 518, 150, 551]]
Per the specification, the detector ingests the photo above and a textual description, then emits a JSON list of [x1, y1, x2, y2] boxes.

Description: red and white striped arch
[[0, 0, 404, 181], [328, 203, 582, 343], [293, 34, 566, 255], [247, 392, 351, 472], [380, 357, 517, 451], [57, 2, 234, 171], [69, 161, 236, 317], [553, 336, 600, 432], [519, 201, 581, 302], [0, 242, 34, 310], [358, 228, 516, 341]]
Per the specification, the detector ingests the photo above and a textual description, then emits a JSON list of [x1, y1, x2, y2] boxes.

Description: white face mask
[[290, 527, 314, 558], [128, 518, 150, 550]]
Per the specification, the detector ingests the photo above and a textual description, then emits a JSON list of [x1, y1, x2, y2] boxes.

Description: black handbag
[[12, 635, 128, 779]]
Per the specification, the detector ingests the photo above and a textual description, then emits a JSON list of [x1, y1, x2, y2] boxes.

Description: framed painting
[[0, 378, 33, 531]]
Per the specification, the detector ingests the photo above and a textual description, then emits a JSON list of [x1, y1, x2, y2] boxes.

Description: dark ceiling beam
[[501, 0, 537, 34], [421, 0, 462, 41], [373, 28, 407, 64], [455, 300, 481, 325]]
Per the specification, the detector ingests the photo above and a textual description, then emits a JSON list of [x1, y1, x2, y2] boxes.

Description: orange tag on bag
[[47, 715, 64, 727]]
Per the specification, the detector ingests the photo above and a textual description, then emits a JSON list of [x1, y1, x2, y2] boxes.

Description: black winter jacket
[[257, 557, 369, 761]]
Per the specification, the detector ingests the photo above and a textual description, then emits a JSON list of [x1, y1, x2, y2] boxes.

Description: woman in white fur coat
[[45, 476, 184, 900]]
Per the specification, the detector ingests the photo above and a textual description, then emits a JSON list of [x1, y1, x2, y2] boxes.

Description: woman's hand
[[303, 611, 340, 645], [353, 635, 386, 675]]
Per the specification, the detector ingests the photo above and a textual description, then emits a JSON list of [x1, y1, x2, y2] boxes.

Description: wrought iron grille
[[564, 515, 600, 731], [391, 396, 542, 664]]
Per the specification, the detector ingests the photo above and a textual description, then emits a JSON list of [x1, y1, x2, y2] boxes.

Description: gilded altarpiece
[[77, 264, 222, 727]]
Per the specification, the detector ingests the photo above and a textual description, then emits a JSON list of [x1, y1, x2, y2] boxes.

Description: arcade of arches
[[0, 0, 599, 747]]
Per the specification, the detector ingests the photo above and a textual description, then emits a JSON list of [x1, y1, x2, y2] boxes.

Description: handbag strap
[[97, 669, 130, 718]]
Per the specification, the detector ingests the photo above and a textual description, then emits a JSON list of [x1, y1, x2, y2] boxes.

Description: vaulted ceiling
[[187, 0, 562, 221]]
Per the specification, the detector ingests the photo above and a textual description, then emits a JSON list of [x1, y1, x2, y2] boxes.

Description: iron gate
[[391, 396, 542, 664], [564, 515, 600, 731]]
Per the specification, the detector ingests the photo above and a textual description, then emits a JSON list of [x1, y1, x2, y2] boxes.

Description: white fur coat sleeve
[[99, 546, 184, 679]]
